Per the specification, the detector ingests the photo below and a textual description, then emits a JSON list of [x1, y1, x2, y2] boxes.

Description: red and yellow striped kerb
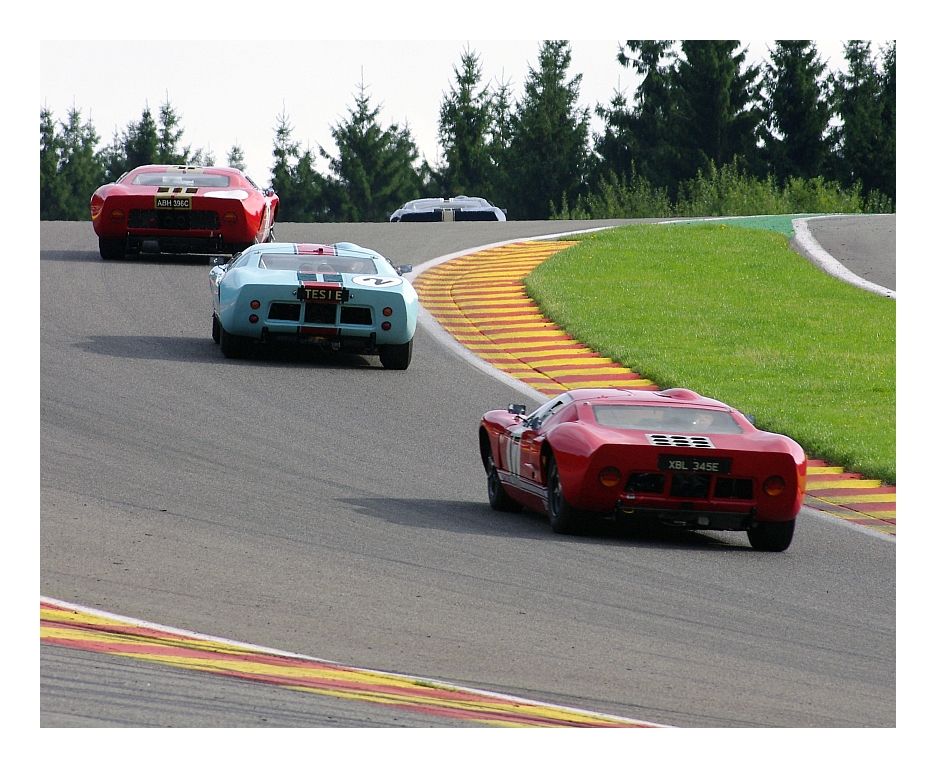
[[40, 600, 657, 727], [413, 240, 895, 536]]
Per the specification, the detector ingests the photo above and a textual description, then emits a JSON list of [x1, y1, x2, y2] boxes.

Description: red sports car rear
[[90, 164, 278, 259]]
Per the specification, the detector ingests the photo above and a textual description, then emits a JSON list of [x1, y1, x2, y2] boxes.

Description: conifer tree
[[670, 41, 763, 180], [504, 40, 590, 219], [321, 80, 423, 221], [437, 47, 494, 196], [761, 41, 833, 184]]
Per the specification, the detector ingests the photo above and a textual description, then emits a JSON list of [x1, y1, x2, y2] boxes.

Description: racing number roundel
[[351, 275, 404, 288]]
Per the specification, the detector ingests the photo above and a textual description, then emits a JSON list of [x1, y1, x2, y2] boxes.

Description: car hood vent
[[646, 434, 715, 449]]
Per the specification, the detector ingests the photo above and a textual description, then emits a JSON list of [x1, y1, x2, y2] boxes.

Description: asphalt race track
[[39, 217, 895, 728]]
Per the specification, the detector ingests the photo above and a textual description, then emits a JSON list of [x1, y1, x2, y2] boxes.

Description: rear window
[[132, 173, 230, 188], [258, 253, 378, 275], [592, 405, 742, 434]]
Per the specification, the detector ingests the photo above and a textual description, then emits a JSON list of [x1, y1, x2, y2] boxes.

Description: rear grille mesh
[[646, 434, 715, 449], [128, 209, 219, 230]]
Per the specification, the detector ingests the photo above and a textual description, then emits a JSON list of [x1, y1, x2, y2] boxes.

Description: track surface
[[40, 217, 895, 727]]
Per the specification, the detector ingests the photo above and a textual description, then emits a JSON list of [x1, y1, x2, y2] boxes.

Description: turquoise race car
[[209, 242, 419, 369]]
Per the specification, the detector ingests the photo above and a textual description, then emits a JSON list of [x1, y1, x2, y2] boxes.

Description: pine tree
[[504, 40, 590, 219], [57, 106, 105, 219], [39, 107, 67, 220], [321, 80, 423, 221], [437, 47, 494, 196], [157, 98, 186, 164], [124, 105, 160, 169], [227, 144, 247, 171], [762, 41, 834, 184], [616, 40, 678, 191], [878, 41, 896, 203], [671, 41, 763, 180]]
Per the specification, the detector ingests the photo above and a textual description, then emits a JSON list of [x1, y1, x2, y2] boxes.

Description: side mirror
[[264, 187, 276, 197], [208, 255, 229, 268], [745, 414, 756, 426], [395, 264, 413, 275], [507, 403, 527, 415]]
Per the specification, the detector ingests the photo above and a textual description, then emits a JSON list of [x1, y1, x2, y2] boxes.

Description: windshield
[[132, 172, 230, 188], [592, 405, 742, 434], [258, 253, 378, 275]]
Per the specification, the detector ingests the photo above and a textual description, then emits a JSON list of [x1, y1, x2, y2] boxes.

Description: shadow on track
[[75, 334, 383, 369], [343, 496, 748, 551], [41, 250, 219, 266]]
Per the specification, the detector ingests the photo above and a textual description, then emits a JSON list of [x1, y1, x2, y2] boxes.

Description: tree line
[[40, 40, 895, 222]]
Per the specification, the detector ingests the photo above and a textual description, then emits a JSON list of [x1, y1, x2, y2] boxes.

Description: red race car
[[479, 387, 807, 551], [90, 165, 278, 259]]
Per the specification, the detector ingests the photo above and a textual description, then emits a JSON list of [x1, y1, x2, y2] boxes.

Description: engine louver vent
[[646, 434, 715, 449]]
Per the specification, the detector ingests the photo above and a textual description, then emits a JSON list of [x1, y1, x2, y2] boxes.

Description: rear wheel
[[546, 459, 582, 534], [747, 519, 796, 552], [99, 237, 125, 260], [379, 339, 413, 370], [219, 326, 247, 359], [486, 453, 520, 512]]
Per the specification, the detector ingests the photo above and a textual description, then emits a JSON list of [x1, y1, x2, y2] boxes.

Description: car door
[[518, 394, 573, 486]]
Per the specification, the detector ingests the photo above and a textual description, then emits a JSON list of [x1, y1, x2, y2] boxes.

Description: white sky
[[38, 36, 858, 188]]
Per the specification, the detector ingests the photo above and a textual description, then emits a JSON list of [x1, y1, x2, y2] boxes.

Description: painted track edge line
[[412, 226, 616, 406], [791, 216, 896, 299], [39, 596, 669, 727]]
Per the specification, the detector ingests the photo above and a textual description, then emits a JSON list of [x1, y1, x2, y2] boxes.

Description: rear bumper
[[613, 501, 756, 531]]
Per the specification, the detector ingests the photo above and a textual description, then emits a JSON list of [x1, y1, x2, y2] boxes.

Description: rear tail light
[[249, 314, 259, 324], [382, 307, 393, 317], [598, 467, 622, 487], [223, 212, 238, 223], [250, 299, 261, 309], [763, 476, 786, 496], [110, 209, 125, 219], [381, 321, 392, 331]]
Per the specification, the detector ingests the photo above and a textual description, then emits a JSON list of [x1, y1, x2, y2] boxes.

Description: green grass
[[524, 222, 896, 484]]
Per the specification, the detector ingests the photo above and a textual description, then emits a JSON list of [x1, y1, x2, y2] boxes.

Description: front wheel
[[546, 459, 582, 534], [211, 314, 221, 344], [747, 519, 796, 552], [99, 237, 125, 260], [379, 339, 413, 370]]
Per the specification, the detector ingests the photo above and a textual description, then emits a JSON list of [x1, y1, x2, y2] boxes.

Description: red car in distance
[[90, 165, 278, 260], [479, 387, 807, 551]]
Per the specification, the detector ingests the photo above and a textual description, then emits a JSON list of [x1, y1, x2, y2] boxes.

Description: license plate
[[297, 283, 345, 303], [658, 454, 732, 473], [155, 196, 192, 210]]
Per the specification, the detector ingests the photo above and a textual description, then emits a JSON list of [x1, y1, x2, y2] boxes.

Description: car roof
[[567, 387, 731, 410], [402, 196, 493, 210]]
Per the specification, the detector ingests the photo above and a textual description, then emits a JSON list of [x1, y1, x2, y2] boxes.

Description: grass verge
[[523, 222, 896, 484]]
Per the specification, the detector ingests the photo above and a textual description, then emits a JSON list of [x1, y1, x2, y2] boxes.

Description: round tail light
[[763, 476, 786, 496], [382, 307, 393, 317], [248, 314, 259, 324], [381, 321, 392, 331], [598, 467, 622, 488], [250, 299, 261, 310], [223, 212, 237, 223]]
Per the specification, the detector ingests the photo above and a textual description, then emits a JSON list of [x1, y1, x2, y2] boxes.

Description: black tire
[[211, 314, 221, 344], [486, 453, 520, 512], [379, 339, 413, 370], [546, 459, 582, 534], [747, 519, 796, 552], [219, 326, 246, 359], [99, 237, 125, 260]]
